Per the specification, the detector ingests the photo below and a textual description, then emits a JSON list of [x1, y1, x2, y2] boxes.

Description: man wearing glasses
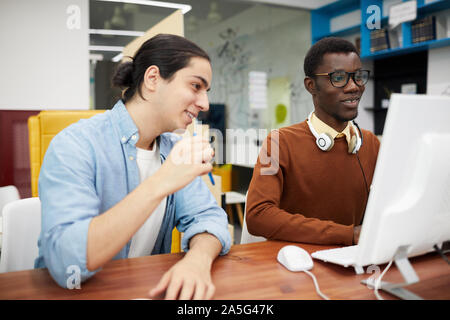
[[246, 37, 380, 246]]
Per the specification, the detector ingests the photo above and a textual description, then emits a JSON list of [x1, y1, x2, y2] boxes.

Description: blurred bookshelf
[[311, 0, 449, 134], [311, 0, 450, 60]]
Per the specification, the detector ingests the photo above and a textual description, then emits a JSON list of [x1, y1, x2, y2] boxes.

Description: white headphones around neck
[[306, 111, 362, 154]]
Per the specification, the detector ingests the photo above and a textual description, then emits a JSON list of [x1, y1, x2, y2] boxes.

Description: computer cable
[[372, 246, 448, 300], [353, 121, 370, 196], [356, 153, 370, 196], [303, 270, 330, 300], [353, 121, 370, 226], [373, 260, 394, 300]]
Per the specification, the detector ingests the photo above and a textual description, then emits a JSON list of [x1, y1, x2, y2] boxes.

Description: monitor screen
[[198, 104, 226, 164], [356, 93, 450, 266], [197, 103, 226, 139]]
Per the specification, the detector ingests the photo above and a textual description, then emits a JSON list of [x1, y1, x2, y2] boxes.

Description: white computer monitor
[[355, 93, 450, 268]]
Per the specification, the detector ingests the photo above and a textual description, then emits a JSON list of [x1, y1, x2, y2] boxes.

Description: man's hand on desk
[[148, 233, 221, 300], [353, 225, 362, 245]]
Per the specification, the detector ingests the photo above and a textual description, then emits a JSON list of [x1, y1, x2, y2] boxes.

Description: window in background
[[89, 1, 313, 130]]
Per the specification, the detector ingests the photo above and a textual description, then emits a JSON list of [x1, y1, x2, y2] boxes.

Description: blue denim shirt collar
[[110, 100, 139, 146], [110, 100, 172, 159]]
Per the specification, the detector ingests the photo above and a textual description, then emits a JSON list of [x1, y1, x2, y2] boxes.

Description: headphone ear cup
[[316, 133, 334, 151], [351, 131, 362, 154], [351, 121, 363, 154], [352, 136, 362, 154]]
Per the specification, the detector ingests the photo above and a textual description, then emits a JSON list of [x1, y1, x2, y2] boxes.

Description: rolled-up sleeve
[[36, 130, 101, 288], [174, 177, 231, 255]]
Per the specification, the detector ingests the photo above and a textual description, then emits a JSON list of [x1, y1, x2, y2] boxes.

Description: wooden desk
[[0, 240, 448, 300]]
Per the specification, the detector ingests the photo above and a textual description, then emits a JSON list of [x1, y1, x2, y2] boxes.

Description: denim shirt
[[34, 100, 231, 288]]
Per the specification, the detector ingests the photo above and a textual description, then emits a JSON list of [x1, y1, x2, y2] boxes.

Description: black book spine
[[431, 15, 436, 41]]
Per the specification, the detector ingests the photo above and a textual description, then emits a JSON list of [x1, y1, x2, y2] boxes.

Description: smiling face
[[155, 57, 212, 132], [305, 52, 365, 132]]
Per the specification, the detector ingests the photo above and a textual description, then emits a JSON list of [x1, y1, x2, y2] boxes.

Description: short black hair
[[303, 37, 359, 77]]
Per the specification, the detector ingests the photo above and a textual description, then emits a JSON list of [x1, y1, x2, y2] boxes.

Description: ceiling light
[[89, 53, 104, 61], [95, 0, 192, 14], [112, 53, 124, 62], [88, 45, 124, 52], [89, 29, 145, 37]]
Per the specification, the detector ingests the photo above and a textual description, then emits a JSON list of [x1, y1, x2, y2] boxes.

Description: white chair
[[0, 197, 41, 273], [225, 191, 246, 227], [0, 185, 20, 214], [240, 192, 266, 244], [0, 185, 21, 249]]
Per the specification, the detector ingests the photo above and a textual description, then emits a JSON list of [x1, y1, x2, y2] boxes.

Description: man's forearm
[[86, 174, 167, 271], [185, 232, 222, 267]]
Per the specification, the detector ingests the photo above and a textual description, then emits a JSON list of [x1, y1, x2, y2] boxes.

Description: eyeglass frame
[[313, 69, 370, 88]]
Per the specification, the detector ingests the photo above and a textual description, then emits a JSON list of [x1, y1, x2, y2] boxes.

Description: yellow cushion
[[38, 110, 105, 164], [28, 110, 105, 197], [171, 228, 182, 253]]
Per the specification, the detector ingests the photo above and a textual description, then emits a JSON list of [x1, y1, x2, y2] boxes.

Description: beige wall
[[122, 10, 184, 61]]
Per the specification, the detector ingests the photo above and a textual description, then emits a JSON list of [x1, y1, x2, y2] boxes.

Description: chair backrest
[[240, 191, 266, 244], [0, 185, 20, 217], [28, 110, 105, 197], [0, 197, 41, 273]]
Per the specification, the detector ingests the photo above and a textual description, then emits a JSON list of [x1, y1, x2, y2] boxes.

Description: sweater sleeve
[[245, 130, 354, 246]]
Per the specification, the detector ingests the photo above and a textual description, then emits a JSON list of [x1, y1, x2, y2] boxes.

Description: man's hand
[[149, 250, 215, 300], [154, 136, 214, 196], [148, 233, 222, 300]]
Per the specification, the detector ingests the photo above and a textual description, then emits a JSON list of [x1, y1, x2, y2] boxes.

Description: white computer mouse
[[277, 245, 314, 271]]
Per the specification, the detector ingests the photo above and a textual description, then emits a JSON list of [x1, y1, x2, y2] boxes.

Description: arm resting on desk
[[149, 232, 222, 300]]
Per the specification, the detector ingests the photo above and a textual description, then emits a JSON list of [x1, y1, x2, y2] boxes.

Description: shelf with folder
[[312, 0, 450, 60], [367, 36, 450, 59], [411, 15, 437, 44], [311, 0, 447, 135], [361, 0, 450, 59]]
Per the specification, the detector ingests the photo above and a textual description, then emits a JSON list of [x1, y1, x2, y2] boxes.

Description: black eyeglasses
[[314, 70, 370, 88]]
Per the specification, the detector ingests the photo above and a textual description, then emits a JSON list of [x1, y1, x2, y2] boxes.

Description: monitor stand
[[361, 245, 423, 300]]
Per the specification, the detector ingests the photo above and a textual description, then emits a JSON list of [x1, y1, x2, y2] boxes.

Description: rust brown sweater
[[246, 121, 380, 245]]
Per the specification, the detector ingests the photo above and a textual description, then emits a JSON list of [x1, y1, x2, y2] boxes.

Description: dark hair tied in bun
[[111, 61, 134, 89], [111, 34, 210, 103]]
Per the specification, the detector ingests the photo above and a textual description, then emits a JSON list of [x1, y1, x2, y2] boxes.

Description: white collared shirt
[[310, 112, 357, 153]]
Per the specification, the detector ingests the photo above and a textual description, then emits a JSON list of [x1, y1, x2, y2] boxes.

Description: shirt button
[[121, 137, 126, 143], [131, 135, 137, 140], [129, 156, 134, 161]]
